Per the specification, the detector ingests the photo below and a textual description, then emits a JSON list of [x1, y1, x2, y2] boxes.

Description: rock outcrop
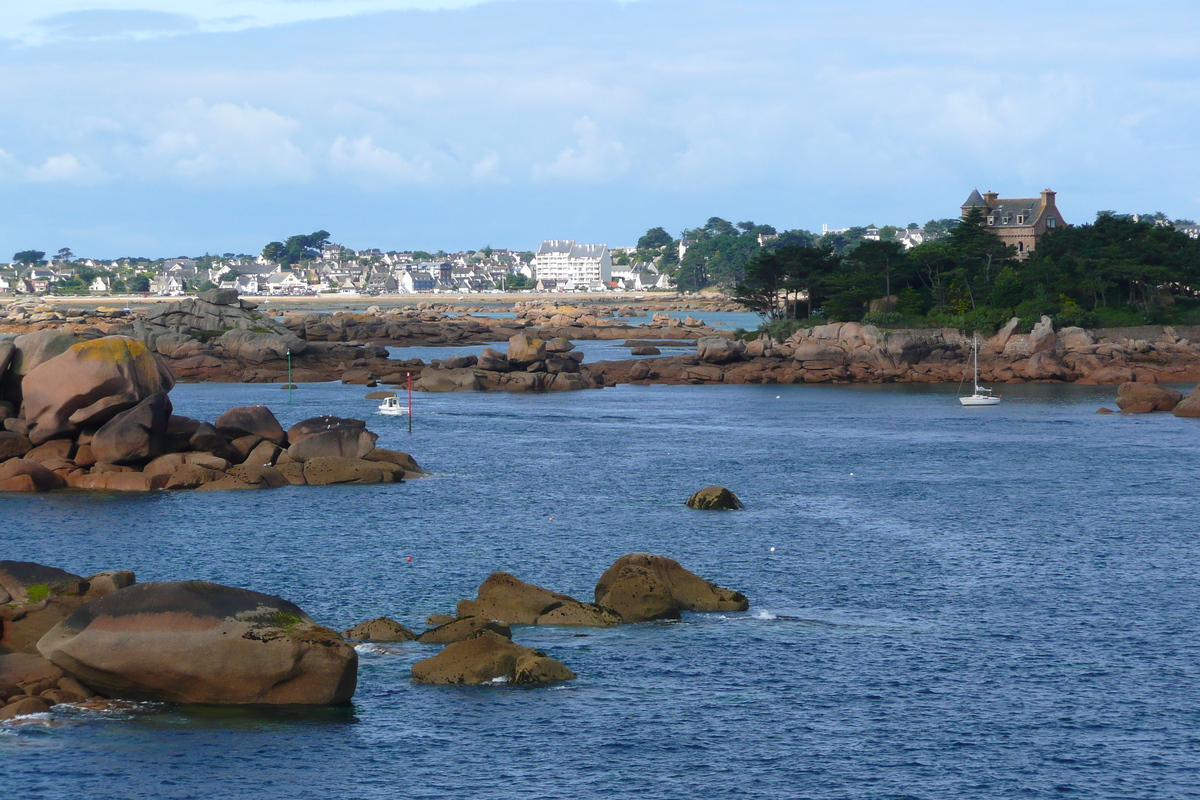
[[38, 581, 358, 705], [410, 630, 575, 686], [455, 572, 621, 627], [594, 554, 749, 623], [341, 617, 417, 642], [0, 339, 421, 493], [1116, 381, 1183, 412], [686, 486, 744, 510], [20, 336, 175, 445]]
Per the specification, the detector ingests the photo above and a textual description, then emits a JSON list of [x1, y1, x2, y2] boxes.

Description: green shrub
[[1054, 303, 1098, 329], [861, 310, 905, 327]]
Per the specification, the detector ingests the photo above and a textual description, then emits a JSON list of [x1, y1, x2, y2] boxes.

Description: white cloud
[[532, 117, 628, 182], [142, 99, 309, 183], [329, 135, 431, 184], [471, 149, 502, 182], [28, 153, 90, 182]]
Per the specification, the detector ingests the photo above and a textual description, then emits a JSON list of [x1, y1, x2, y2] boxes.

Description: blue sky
[[2, 0, 1199, 258]]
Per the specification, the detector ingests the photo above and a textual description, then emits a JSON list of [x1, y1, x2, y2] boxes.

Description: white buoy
[[769, 546, 775, 552]]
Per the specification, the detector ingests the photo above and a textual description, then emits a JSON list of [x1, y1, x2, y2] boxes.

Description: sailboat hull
[[959, 395, 1002, 406]]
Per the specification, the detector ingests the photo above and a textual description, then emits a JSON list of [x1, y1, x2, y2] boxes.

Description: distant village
[[0, 240, 670, 299], [4, 191, 1197, 299]]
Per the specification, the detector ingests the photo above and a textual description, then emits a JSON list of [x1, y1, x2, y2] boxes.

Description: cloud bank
[[1, 0, 1199, 256]]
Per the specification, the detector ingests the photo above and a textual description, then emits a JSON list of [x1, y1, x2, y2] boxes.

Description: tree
[[56, 247, 73, 262], [412, 251, 432, 261], [733, 245, 841, 321], [13, 250, 46, 266], [733, 249, 794, 322], [637, 227, 673, 250], [262, 241, 287, 263], [824, 240, 910, 319]]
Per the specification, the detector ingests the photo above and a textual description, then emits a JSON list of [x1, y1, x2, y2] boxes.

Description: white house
[[89, 276, 110, 292], [264, 271, 306, 294], [533, 240, 612, 290], [150, 275, 184, 295]]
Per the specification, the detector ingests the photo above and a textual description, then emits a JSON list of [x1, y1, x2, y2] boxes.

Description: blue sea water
[[3, 381, 1200, 799]]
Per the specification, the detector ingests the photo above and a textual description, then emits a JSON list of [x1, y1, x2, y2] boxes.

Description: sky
[[2, 0, 1199, 259]]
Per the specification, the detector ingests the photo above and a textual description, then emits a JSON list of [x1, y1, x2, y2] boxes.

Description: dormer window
[[1017, 215, 1025, 224], [987, 216, 995, 225]]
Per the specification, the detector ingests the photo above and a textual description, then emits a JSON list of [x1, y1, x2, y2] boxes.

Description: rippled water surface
[[4, 381, 1200, 799]]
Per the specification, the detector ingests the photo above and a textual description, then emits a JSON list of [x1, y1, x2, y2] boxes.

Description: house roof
[[538, 240, 575, 255], [962, 188, 987, 208], [984, 198, 1043, 227]]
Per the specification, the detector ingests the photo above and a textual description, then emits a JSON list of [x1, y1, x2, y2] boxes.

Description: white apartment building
[[533, 240, 612, 289]]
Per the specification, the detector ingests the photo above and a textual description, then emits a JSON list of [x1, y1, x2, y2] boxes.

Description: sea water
[[3, 382, 1199, 799]]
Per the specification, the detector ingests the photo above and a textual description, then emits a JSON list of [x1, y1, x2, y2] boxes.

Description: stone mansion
[[961, 188, 1066, 257]]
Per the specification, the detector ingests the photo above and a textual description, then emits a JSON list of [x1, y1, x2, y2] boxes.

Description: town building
[[961, 188, 1066, 257], [533, 240, 612, 290]]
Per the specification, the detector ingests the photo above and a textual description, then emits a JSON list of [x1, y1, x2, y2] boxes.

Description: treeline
[[632, 216, 960, 292], [732, 210, 1200, 334]]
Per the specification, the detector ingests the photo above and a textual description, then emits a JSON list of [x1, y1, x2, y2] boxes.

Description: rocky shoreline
[[7, 294, 1200, 396], [1, 552, 748, 714]]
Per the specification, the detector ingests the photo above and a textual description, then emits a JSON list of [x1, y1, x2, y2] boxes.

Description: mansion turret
[[961, 188, 1066, 257]]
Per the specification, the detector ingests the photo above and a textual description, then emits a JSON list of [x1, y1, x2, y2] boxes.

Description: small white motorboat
[[378, 396, 409, 416], [959, 334, 1001, 406]]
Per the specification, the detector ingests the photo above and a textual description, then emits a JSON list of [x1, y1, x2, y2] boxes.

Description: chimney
[[1040, 188, 1056, 207], [983, 191, 999, 205]]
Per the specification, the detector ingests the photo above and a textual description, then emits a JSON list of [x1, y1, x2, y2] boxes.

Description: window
[[1017, 215, 1025, 224], [987, 216, 994, 225], [1047, 217, 1056, 228], [1018, 242, 1024, 252]]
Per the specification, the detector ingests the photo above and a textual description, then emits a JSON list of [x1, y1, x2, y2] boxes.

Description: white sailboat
[[959, 334, 1001, 406]]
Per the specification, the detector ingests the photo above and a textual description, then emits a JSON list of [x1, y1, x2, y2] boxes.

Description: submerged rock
[[341, 617, 417, 643], [417, 616, 512, 644], [411, 630, 575, 686]]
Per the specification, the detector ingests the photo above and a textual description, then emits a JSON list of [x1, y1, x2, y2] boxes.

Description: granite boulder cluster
[[0, 331, 420, 492], [344, 554, 750, 686]]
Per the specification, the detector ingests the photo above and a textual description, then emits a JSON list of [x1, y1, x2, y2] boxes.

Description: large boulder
[[686, 486, 743, 510], [1, 330, 81, 403], [90, 393, 172, 465], [456, 572, 579, 625], [215, 406, 287, 446], [696, 336, 743, 365], [1173, 384, 1200, 418], [0, 458, 66, 492], [988, 317, 1021, 353], [362, 448, 425, 477], [1028, 315, 1056, 354], [303, 456, 395, 485], [286, 416, 377, 462], [594, 554, 749, 623], [507, 334, 546, 367], [37, 581, 357, 704], [215, 329, 308, 364], [1116, 381, 1182, 412], [412, 368, 484, 393], [20, 337, 175, 446], [0, 431, 33, 461], [410, 630, 575, 686]]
